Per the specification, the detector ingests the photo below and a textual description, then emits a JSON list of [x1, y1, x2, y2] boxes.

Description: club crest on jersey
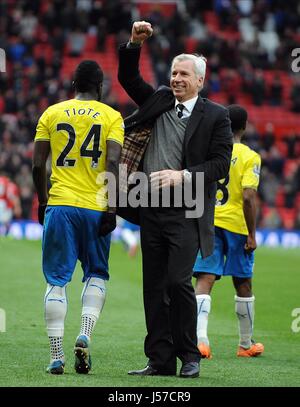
[[231, 157, 237, 165]]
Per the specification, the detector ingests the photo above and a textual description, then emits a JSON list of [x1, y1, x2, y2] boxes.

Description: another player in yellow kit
[[193, 105, 264, 359], [32, 60, 124, 375]]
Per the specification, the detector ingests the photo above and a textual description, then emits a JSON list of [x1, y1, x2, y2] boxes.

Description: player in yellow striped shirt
[[193, 105, 264, 359], [32, 60, 124, 375]]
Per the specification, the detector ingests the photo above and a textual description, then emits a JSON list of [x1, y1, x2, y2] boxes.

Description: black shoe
[[128, 364, 176, 376], [74, 335, 91, 374], [128, 365, 159, 376], [179, 361, 200, 378]]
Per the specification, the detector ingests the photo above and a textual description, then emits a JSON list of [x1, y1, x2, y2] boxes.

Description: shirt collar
[[175, 95, 198, 114]]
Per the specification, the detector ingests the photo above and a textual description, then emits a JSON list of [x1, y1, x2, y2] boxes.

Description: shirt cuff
[[126, 41, 142, 49]]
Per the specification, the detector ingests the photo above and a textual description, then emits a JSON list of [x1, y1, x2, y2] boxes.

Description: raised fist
[[130, 21, 153, 44]]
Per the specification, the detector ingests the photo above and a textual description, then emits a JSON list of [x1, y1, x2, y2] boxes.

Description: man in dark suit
[[118, 21, 233, 378]]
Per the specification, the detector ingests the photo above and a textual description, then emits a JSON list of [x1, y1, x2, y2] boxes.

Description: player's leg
[[232, 276, 254, 350], [233, 277, 264, 357], [193, 228, 224, 359], [223, 229, 264, 357], [121, 221, 140, 257], [79, 277, 106, 341], [43, 206, 78, 374], [194, 273, 216, 358], [74, 276, 106, 374], [75, 208, 110, 373], [44, 284, 67, 374]]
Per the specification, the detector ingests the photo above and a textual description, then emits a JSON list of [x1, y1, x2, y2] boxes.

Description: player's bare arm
[[105, 140, 122, 213], [98, 140, 122, 237], [32, 140, 50, 224], [243, 187, 257, 253]]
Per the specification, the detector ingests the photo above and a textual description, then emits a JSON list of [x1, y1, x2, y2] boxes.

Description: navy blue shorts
[[42, 206, 111, 287], [193, 226, 254, 278]]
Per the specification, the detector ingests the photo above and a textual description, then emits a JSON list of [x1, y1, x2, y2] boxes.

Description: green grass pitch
[[0, 238, 299, 387]]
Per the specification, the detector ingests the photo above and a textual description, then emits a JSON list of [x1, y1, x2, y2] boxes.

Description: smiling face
[[170, 59, 203, 102]]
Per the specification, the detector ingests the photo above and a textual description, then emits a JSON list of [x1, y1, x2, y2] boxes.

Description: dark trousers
[[140, 206, 201, 374]]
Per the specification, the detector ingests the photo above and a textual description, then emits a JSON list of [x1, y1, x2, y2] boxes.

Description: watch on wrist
[[182, 169, 192, 183]]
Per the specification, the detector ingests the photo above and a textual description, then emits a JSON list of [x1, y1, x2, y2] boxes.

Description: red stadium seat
[[283, 159, 298, 177], [0, 96, 4, 113], [275, 187, 285, 207], [278, 208, 296, 230], [137, 2, 177, 18], [185, 37, 199, 54], [83, 35, 97, 53], [203, 11, 220, 31], [276, 141, 288, 156], [33, 43, 53, 64]]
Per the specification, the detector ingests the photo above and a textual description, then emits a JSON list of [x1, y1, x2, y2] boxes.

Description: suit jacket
[[117, 43, 233, 258]]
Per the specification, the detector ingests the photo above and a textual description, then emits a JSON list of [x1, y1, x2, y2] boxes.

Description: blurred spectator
[[290, 77, 300, 113], [51, 27, 66, 53], [68, 28, 86, 57], [263, 145, 285, 178], [237, 0, 253, 17], [220, 68, 240, 104], [294, 210, 300, 230], [243, 122, 260, 152], [283, 168, 298, 209], [15, 164, 34, 219], [209, 72, 221, 93], [77, 0, 93, 13], [0, 174, 21, 233], [8, 37, 26, 63], [4, 90, 18, 113], [19, 10, 38, 41], [251, 70, 266, 106], [284, 133, 300, 159], [219, 39, 240, 69], [258, 167, 280, 207], [238, 59, 254, 93], [214, 0, 237, 29], [96, 18, 108, 51], [269, 74, 282, 106], [294, 163, 300, 192], [188, 13, 207, 40], [261, 207, 282, 229], [260, 123, 275, 152]]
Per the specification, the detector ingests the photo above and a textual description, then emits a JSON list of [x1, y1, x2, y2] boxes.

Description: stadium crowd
[[0, 0, 300, 228]]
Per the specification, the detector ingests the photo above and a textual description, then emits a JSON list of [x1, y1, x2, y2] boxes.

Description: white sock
[[44, 284, 67, 362], [79, 277, 106, 341], [196, 294, 211, 345], [235, 295, 255, 349], [49, 337, 64, 363]]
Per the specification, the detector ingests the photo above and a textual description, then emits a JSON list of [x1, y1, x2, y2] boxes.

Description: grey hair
[[171, 54, 207, 81]]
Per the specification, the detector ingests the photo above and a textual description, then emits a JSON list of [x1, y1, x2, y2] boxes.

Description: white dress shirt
[[175, 95, 198, 119]]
